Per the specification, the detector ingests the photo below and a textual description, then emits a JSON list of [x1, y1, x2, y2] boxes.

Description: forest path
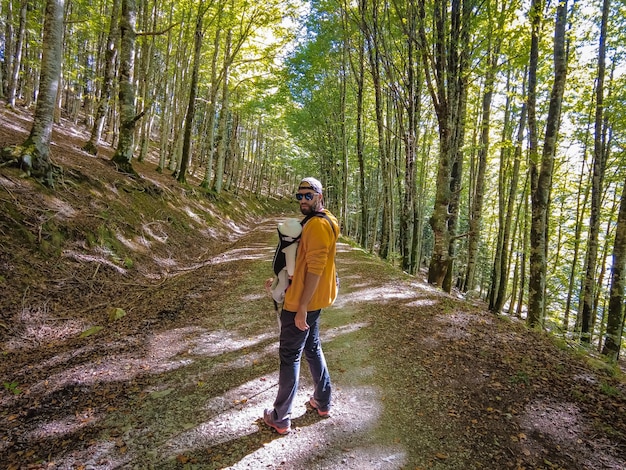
[[2, 216, 626, 469]]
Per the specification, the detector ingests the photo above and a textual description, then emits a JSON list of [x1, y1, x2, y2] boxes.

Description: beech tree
[[602, 177, 626, 359], [526, 0, 569, 328], [111, 0, 139, 174], [1, 0, 64, 187], [418, 0, 475, 289], [83, 0, 121, 156], [580, 0, 610, 342]]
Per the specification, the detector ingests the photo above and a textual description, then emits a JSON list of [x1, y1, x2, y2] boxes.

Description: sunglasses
[[296, 192, 316, 201]]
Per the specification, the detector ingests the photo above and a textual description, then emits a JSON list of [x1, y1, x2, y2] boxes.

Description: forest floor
[[1, 106, 626, 470]]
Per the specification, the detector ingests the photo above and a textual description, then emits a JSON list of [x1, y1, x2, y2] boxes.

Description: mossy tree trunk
[[111, 0, 139, 175], [4, 0, 65, 187]]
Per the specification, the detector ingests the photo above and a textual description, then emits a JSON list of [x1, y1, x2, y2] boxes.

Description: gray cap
[[298, 177, 323, 194]]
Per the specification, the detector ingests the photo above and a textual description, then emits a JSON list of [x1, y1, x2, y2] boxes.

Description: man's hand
[[295, 307, 309, 331]]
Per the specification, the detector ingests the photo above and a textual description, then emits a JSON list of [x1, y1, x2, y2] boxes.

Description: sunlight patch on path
[[323, 321, 370, 341], [157, 379, 406, 469], [8, 326, 275, 406], [190, 329, 276, 357], [159, 375, 278, 455], [334, 284, 423, 307], [231, 385, 406, 470]]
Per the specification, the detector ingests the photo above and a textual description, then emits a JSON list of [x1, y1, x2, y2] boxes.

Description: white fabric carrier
[[270, 218, 302, 305]]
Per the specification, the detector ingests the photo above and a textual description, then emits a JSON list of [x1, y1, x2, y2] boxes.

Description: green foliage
[[509, 371, 530, 386], [599, 381, 620, 397], [108, 307, 127, 322], [79, 326, 104, 338], [3, 381, 22, 395]]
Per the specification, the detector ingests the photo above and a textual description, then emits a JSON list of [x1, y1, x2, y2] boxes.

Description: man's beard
[[300, 201, 321, 215]]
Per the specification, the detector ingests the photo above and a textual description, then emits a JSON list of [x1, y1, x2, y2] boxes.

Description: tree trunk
[[527, 0, 568, 328], [354, 1, 368, 249], [493, 98, 526, 312], [7, 0, 27, 108], [465, 55, 496, 292], [3, 0, 14, 99], [4, 0, 65, 187], [83, 0, 120, 156], [200, 11, 223, 189], [213, 28, 232, 194], [580, 0, 610, 342], [363, 0, 391, 260], [420, 0, 473, 290], [602, 177, 626, 360], [111, 0, 139, 175], [178, 0, 205, 184]]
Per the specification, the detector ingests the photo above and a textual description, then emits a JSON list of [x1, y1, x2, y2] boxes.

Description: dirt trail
[[3, 214, 626, 469]]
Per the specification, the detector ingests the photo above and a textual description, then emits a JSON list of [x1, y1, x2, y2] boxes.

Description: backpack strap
[[301, 211, 337, 237]]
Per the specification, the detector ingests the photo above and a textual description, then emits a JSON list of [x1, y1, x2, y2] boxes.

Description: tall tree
[[362, 0, 392, 259], [111, 0, 140, 174], [418, 0, 474, 289], [83, 0, 121, 156], [602, 177, 626, 360], [580, 0, 610, 342], [527, 0, 569, 328], [7, 0, 27, 108], [178, 0, 208, 184], [2, 0, 65, 187], [464, 0, 507, 293]]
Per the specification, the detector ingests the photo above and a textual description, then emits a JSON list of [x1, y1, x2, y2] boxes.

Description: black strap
[[301, 211, 337, 237]]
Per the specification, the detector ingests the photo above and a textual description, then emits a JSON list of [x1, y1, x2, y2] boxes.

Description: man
[[263, 177, 340, 434]]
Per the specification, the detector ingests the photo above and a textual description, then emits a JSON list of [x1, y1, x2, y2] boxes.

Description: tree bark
[[83, 0, 120, 156], [419, 0, 472, 290], [580, 0, 610, 342], [7, 0, 27, 108], [602, 177, 626, 360], [527, 0, 568, 328], [363, 0, 391, 260], [111, 0, 139, 175], [213, 27, 232, 193], [178, 0, 205, 184], [3, 0, 65, 187]]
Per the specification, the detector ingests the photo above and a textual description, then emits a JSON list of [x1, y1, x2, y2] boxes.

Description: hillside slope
[[1, 107, 626, 470]]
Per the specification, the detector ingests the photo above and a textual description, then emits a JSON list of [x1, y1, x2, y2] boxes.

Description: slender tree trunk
[[363, 0, 391, 260], [111, 0, 139, 175], [516, 183, 530, 318], [83, 0, 120, 156], [340, 35, 349, 231], [465, 52, 496, 292], [200, 11, 223, 189], [213, 28, 232, 194], [494, 98, 526, 312], [581, 0, 610, 342], [354, 1, 367, 248], [178, 0, 205, 184], [527, 0, 568, 328], [565, 156, 591, 329], [3, 0, 14, 98], [7, 0, 27, 108]]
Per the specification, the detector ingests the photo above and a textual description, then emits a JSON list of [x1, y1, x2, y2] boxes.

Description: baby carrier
[[270, 212, 337, 311]]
